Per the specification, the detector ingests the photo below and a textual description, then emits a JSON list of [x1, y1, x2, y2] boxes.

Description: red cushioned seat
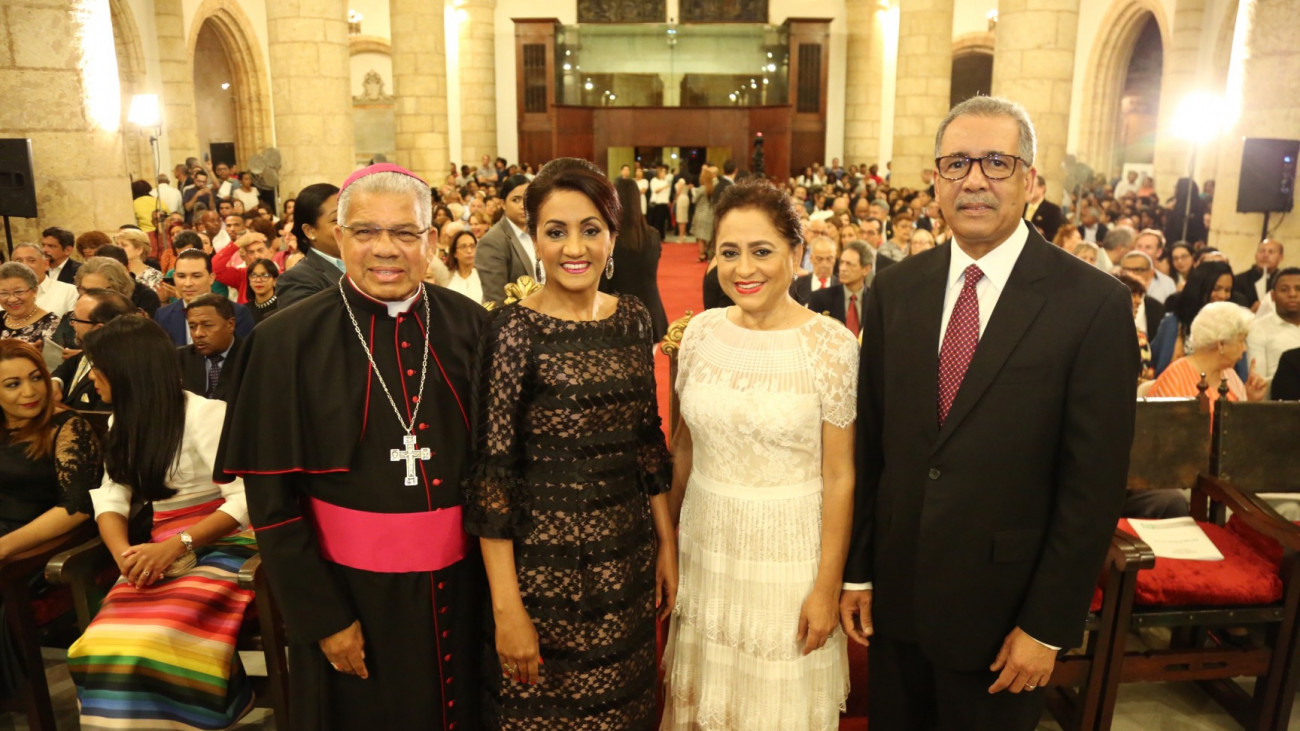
[[1226, 514, 1293, 570], [1089, 585, 1103, 613], [1118, 519, 1283, 607]]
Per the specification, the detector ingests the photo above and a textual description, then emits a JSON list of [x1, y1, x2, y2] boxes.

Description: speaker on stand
[[0, 139, 38, 260], [1237, 137, 1298, 241]]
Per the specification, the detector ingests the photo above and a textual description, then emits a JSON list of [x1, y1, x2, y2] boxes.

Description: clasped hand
[[119, 538, 185, 588]]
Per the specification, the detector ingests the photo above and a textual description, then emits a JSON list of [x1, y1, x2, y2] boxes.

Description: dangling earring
[[604, 256, 615, 279]]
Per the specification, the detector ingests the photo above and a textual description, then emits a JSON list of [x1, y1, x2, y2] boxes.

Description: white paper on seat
[[1127, 517, 1225, 561]]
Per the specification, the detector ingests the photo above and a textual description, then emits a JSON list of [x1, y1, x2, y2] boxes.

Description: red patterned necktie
[[937, 264, 983, 425], [846, 293, 860, 336]]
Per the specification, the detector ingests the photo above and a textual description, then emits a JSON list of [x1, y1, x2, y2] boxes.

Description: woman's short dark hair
[[130, 179, 153, 199], [523, 158, 621, 240], [82, 316, 185, 501], [291, 183, 340, 254], [713, 179, 804, 251], [1175, 260, 1233, 332]]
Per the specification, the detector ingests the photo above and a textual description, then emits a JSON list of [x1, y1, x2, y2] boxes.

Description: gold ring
[[503, 663, 517, 674], [1026, 685, 1037, 691]]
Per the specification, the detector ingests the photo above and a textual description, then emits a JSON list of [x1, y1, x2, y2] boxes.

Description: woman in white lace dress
[[662, 180, 858, 730]]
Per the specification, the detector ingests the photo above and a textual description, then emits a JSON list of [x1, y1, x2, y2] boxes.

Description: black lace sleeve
[[630, 301, 672, 497], [463, 307, 534, 539], [52, 413, 100, 516]]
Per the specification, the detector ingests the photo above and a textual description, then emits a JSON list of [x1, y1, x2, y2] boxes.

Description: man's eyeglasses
[[0, 287, 34, 300], [340, 225, 428, 245], [68, 316, 98, 326], [934, 154, 1027, 181]]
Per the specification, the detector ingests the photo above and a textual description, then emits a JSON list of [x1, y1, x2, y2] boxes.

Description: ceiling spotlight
[[220, 82, 230, 90]]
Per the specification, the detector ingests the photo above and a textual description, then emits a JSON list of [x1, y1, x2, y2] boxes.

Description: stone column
[[991, 0, 1080, 205], [390, 0, 449, 183], [0, 0, 133, 241], [265, 0, 355, 196], [154, 0, 198, 168], [1150, 0, 1206, 204], [1208, 0, 1300, 265], [459, 0, 497, 168], [891, 0, 953, 190], [844, 0, 886, 169]]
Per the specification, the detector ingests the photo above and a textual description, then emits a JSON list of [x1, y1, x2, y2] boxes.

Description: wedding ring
[[503, 663, 517, 674], [1026, 685, 1037, 691]]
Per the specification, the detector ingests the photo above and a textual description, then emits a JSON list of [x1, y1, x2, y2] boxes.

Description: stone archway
[[109, 0, 152, 181], [951, 33, 994, 109], [187, 0, 272, 166], [1077, 0, 1170, 177]]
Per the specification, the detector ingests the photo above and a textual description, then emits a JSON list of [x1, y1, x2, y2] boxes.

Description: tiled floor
[[6, 648, 1298, 730]]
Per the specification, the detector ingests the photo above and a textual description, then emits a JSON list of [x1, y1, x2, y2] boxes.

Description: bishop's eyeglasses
[[934, 153, 1027, 181], [339, 225, 428, 245]]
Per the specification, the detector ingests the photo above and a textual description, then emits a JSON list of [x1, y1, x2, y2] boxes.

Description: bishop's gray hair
[[337, 171, 433, 230], [934, 96, 1037, 167]]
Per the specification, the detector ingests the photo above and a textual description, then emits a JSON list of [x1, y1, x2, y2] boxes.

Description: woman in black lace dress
[[464, 158, 675, 730], [0, 339, 99, 694]]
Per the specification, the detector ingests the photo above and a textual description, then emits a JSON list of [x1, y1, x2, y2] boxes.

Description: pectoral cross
[[391, 433, 432, 486]]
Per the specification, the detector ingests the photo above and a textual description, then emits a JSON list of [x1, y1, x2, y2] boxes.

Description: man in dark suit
[[1271, 347, 1300, 400], [1233, 238, 1284, 312], [276, 224, 345, 310], [795, 236, 840, 303], [41, 227, 81, 284], [475, 175, 537, 306], [711, 159, 735, 208], [841, 97, 1138, 730], [1077, 205, 1108, 244], [1024, 175, 1063, 240], [51, 288, 135, 410], [177, 293, 241, 400], [154, 248, 255, 345], [809, 240, 872, 336]]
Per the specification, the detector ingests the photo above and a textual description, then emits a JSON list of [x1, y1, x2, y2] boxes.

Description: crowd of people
[[0, 92, 1294, 731]]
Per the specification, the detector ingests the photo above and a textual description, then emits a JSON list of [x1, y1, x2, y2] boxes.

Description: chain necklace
[[338, 278, 434, 485]]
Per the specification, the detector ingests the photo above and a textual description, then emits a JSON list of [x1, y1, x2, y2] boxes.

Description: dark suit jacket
[[475, 218, 533, 306], [1142, 296, 1165, 339], [276, 250, 342, 310], [1077, 222, 1109, 243], [178, 338, 242, 401], [154, 299, 255, 346], [599, 225, 668, 341], [914, 214, 934, 232], [808, 284, 866, 327], [711, 176, 733, 208], [1233, 266, 1273, 309], [847, 227, 1138, 670], [1272, 348, 1300, 401], [55, 259, 80, 284], [52, 352, 106, 410], [795, 274, 837, 307], [1029, 200, 1063, 240]]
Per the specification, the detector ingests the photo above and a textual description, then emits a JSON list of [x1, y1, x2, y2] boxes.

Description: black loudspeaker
[[0, 139, 37, 219], [1237, 138, 1298, 214]]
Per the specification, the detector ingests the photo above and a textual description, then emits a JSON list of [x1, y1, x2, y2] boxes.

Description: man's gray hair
[[843, 240, 875, 267], [1189, 301, 1252, 352], [0, 261, 37, 288], [75, 257, 134, 298], [1121, 250, 1154, 269], [1101, 225, 1136, 253], [11, 242, 42, 259], [337, 171, 433, 230], [808, 235, 838, 253], [934, 96, 1037, 167]]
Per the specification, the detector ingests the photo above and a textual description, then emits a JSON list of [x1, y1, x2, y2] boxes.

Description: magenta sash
[[307, 497, 467, 574]]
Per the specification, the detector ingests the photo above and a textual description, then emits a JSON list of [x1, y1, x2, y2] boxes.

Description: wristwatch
[[179, 531, 194, 553]]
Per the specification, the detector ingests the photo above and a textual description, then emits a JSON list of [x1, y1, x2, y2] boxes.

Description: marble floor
[[5, 648, 1298, 730]]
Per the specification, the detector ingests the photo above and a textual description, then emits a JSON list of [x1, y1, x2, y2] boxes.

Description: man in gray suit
[[476, 174, 540, 306]]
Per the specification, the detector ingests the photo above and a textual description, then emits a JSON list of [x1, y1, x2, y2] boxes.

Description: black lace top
[[0, 311, 59, 347], [0, 410, 99, 529]]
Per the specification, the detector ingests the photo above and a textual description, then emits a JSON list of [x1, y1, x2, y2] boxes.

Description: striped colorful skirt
[[68, 500, 258, 730]]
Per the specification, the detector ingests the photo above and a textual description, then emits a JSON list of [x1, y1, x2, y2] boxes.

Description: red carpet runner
[[652, 241, 870, 728]]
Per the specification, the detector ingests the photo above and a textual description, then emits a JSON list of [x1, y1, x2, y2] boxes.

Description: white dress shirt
[[506, 218, 542, 283], [157, 183, 183, 214], [90, 392, 249, 526], [1247, 312, 1300, 381], [1146, 270, 1177, 305], [36, 276, 79, 318]]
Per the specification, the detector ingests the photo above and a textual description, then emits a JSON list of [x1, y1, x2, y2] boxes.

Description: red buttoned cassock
[[216, 279, 487, 731]]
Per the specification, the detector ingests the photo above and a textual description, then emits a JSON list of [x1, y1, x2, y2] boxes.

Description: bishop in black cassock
[[216, 164, 486, 730]]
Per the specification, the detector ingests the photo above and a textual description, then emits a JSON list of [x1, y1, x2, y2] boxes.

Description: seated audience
[[67, 316, 256, 729], [1246, 267, 1300, 389], [89, 244, 163, 318], [75, 230, 111, 261], [0, 263, 58, 346], [1072, 241, 1101, 266], [1169, 241, 1195, 290], [244, 258, 279, 323], [1147, 301, 1268, 407], [1119, 251, 1166, 335], [1271, 348, 1300, 401], [908, 228, 936, 256], [154, 249, 255, 346], [1114, 272, 1155, 382], [1151, 260, 1240, 376], [113, 228, 165, 292], [41, 227, 81, 284], [212, 230, 273, 304], [178, 294, 242, 401], [10, 243, 78, 319], [0, 339, 99, 691], [50, 288, 136, 410]]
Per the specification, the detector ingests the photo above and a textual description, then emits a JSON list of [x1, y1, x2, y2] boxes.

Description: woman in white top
[[662, 180, 857, 730], [635, 166, 650, 215], [445, 229, 484, 304], [67, 316, 257, 731], [231, 171, 261, 212], [674, 177, 691, 243]]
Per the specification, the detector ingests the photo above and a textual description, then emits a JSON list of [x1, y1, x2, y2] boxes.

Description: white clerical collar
[[946, 219, 1030, 294], [346, 276, 421, 317]]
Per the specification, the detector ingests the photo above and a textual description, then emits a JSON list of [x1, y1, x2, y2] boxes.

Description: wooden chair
[[1099, 392, 1300, 730]]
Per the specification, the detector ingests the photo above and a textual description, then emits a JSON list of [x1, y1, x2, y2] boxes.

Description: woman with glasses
[[443, 230, 483, 304], [244, 258, 280, 323], [0, 263, 58, 346]]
